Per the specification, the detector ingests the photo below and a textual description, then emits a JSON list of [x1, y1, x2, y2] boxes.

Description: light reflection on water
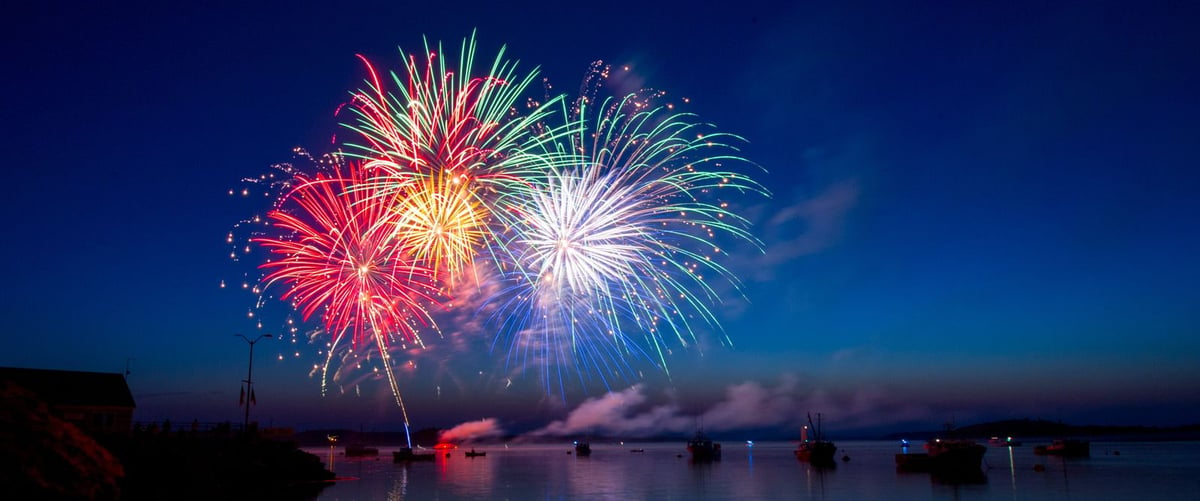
[[306, 440, 1200, 501]]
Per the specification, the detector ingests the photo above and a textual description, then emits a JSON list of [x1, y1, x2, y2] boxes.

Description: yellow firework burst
[[390, 170, 487, 282]]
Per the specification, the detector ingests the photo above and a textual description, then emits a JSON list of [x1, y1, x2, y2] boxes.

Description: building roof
[[0, 367, 136, 408]]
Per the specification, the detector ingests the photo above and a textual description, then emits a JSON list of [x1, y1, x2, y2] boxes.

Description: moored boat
[[393, 447, 436, 462], [926, 438, 984, 469], [897, 422, 986, 477], [923, 437, 987, 474], [687, 431, 721, 461], [574, 440, 591, 456], [796, 440, 838, 464], [794, 413, 837, 465]]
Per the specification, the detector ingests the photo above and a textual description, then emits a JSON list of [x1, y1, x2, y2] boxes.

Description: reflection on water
[[1006, 445, 1016, 492], [308, 441, 1200, 501], [387, 466, 405, 501], [803, 460, 831, 500]]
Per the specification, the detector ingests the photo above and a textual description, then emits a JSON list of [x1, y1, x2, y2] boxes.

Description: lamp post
[[236, 333, 272, 431], [327, 434, 338, 472]]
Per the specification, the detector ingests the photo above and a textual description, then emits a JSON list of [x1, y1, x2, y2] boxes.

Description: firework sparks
[[232, 40, 766, 408], [490, 70, 767, 397], [340, 33, 574, 283], [253, 160, 443, 414], [387, 170, 488, 283]]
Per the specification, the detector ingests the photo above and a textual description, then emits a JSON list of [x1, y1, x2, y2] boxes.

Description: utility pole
[[236, 333, 272, 431]]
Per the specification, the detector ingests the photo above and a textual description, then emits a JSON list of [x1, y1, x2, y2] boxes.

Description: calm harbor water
[[305, 440, 1200, 500]]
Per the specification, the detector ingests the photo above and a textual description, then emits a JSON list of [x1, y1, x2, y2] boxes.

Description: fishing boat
[[1034, 439, 1090, 457], [896, 439, 987, 475], [573, 440, 591, 456], [896, 423, 986, 477], [687, 431, 721, 461], [924, 437, 987, 472], [794, 413, 837, 465], [464, 448, 486, 458], [393, 447, 436, 462]]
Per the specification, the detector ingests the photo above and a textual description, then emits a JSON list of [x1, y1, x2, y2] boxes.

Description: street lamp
[[236, 333, 272, 431]]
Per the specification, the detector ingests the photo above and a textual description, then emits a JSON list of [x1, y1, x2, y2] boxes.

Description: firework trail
[[253, 159, 443, 417], [307, 324, 425, 400], [489, 64, 767, 398], [339, 32, 575, 283]]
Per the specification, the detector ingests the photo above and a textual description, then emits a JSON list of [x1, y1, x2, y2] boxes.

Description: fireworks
[[340, 33, 572, 283], [252, 160, 442, 414], [386, 170, 487, 283], [254, 162, 440, 348], [489, 86, 765, 396], [233, 36, 766, 408]]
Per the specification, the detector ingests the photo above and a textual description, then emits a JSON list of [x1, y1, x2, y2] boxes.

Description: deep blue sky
[[3, 0, 1198, 436]]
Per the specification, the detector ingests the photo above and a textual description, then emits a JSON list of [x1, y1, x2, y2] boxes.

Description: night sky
[[4, 0, 1198, 437]]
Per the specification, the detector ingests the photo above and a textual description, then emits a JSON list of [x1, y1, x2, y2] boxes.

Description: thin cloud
[[750, 179, 859, 281]]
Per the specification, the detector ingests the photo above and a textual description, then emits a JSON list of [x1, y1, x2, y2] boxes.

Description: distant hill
[[883, 418, 1200, 441]]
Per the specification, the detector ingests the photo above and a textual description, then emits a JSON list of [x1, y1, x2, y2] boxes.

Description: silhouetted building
[[0, 367, 136, 435]]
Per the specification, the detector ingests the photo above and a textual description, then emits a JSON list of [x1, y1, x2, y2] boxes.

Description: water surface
[[307, 440, 1200, 500]]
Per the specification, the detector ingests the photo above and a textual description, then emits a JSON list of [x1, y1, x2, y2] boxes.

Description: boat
[[794, 413, 837, 465], [1034, 439, 1090, 457], [629, 448, 645, 453], [574, 440, 591, 456], [687, 431, 721, 461], [896, 440, 987, 476], [896, 423, 986, 476], [465, 448, 486, 458], [393, 447, 436, 462], [923, 437, 987, 473], [988, 436, 1022, 447], [344, 442, 379, 457]]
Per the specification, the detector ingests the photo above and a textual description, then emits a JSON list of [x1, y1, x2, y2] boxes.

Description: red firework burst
[[254, 162, 441, 350]]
